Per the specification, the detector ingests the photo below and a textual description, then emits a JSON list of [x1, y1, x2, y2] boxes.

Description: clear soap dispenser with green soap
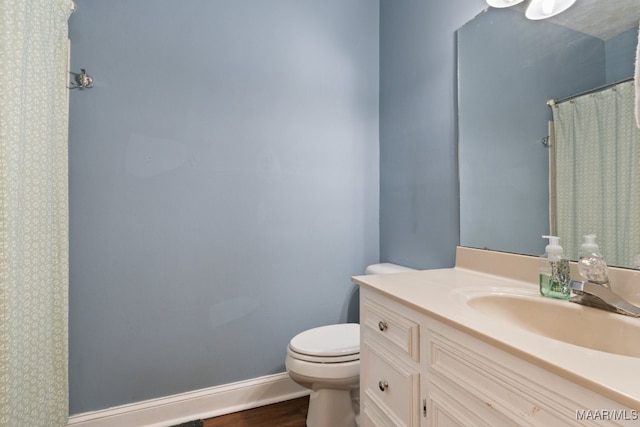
[[539, 235, 570, 299]]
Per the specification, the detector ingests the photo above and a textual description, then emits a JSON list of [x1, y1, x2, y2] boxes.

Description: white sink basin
[[452, 288, 640, 358]]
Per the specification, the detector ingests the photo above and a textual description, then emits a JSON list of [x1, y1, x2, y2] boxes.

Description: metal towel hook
[[69, 69, 93, 90]]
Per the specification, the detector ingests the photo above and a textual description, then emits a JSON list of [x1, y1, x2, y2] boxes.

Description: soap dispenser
[[578, 234, 609, 287], [539, 235, 570, 299]]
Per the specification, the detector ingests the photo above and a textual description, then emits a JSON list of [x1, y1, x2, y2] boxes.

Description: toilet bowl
[[285, 323, 360, 427], [285, 263, 416, 427]]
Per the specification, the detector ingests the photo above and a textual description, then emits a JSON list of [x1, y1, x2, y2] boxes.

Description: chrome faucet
[[568, 280, 640, 317]]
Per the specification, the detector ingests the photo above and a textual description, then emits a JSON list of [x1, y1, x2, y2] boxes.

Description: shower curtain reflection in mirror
[[0, 0, 72, 425], [552, 81, 640, 268]]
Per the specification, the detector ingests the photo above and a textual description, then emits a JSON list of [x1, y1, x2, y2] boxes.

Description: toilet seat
[[288, 323, 360, 363], [287, 346, 360, 363]]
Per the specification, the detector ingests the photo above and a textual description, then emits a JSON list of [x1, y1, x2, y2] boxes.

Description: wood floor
[[202, 396, 309, 427]]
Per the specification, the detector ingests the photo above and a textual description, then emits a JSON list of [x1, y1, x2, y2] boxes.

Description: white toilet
[[285, 263, 416, 427]]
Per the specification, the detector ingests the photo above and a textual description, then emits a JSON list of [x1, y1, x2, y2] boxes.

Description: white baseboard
[[66, 373, 309, 427]]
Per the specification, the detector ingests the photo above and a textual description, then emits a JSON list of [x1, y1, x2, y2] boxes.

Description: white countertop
[[352, 248, 640, 411]]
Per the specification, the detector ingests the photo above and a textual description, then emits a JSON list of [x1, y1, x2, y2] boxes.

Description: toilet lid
[[289, 323, 360, 357]]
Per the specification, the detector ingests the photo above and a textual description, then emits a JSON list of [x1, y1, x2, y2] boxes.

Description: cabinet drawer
[[361, 401, 395, 427], [362, 297, 419, 361], [362, 343, 420, 427]]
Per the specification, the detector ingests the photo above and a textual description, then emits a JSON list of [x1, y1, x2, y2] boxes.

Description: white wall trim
[[66, 373, 308, 427]]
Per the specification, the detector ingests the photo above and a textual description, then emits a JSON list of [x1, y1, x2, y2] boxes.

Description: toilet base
[[307, 387, 357, 427]]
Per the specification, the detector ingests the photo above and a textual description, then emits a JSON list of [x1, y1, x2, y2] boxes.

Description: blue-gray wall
[[68, 0, 379, 414], [379, 0, 485, 269], [71, 0, 622, 416], [605, 26, 639, 82]]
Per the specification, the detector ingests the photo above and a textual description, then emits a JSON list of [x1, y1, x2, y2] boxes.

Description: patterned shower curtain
[[0, 0, 72, 425], [553, 81, 640, 268]]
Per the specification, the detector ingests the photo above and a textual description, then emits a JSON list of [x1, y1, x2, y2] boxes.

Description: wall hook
[[69, 69, 93, 89], [541, 136, 551, 148]]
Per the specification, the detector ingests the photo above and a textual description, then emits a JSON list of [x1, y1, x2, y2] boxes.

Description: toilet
[[285, 263, 416, 427]]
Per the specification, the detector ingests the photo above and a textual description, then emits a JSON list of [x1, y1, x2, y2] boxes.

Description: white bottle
[[539, 235, 570, 299], [578, 234, 609, 287]]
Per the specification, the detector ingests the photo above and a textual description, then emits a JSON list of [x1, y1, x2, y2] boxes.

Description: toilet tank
[[364, 263, 416, 275]]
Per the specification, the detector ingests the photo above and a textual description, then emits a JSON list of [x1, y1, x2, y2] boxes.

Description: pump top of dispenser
[[580, 234, 601, 255], [542, 235, 563, 261]]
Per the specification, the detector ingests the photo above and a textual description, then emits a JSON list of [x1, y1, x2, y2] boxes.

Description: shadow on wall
[[345, 286, 359, 324]]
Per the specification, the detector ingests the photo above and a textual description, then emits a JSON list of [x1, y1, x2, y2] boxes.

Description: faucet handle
[[568, 279, 586, 291]]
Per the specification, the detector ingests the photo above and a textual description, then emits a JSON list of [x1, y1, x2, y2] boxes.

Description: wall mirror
[[457, 2, 640, 268]]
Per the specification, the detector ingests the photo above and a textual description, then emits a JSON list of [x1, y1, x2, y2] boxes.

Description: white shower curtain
[[553, 81, 640, 268], [0, 0, 72, 425]]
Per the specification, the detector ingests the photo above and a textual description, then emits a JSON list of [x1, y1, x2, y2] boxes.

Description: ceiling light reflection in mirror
[[487, 0, 577, 20]]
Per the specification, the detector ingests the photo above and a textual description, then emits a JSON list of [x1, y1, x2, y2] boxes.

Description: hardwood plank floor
[[202, 396, 309, 427]]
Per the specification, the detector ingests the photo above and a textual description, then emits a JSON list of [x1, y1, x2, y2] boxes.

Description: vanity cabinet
[[360, 287, 637, 427]]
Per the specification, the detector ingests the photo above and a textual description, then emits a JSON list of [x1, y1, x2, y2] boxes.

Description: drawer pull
[[378, 380, 389, 392], [378, 321, 388, 331]]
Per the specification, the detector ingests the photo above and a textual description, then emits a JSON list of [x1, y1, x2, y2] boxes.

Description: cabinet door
[[426, 376, 513, 427], [424, 319, 636, 427], [426, 388, 476, 427], [361, 340, 421, 426]]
